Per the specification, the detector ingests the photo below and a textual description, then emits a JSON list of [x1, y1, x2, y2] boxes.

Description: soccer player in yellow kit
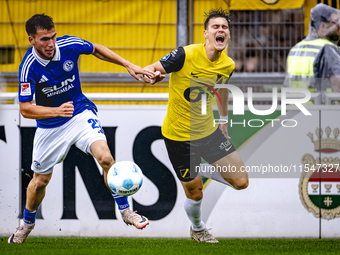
[[142, 8, 249, 243]]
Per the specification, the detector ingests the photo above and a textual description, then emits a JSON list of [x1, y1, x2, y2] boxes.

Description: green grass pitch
[[1, 237, 340, 255]]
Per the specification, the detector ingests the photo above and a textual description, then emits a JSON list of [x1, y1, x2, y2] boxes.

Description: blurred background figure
[[285, 3, 340, 103]]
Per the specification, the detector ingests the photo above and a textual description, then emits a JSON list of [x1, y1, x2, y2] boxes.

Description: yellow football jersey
[[160, 43, 235, 141]]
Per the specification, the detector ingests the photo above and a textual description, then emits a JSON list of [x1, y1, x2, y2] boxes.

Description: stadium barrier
[[1, 93, 339, 238], [2, 92, 340, 105]]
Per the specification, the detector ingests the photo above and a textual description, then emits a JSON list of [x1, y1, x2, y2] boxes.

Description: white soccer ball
[[107, 161, 143, 196]]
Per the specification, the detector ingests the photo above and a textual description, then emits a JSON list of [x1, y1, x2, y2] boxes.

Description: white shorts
[[31, 110, 107, 174]]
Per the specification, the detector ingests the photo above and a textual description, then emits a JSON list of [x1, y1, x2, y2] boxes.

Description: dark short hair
[[25, 14, 54, 36], [203, 8, 232, 30]]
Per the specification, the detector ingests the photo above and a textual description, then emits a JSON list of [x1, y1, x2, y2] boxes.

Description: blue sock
[[111, 192, 129, 211], [23, 208, 37, 224]]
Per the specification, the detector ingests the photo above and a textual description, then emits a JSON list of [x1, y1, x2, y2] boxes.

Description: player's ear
[[204, 29, 207, 38], [28, 35, 34, 45]]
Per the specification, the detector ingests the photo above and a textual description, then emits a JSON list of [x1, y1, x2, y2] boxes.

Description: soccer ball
[[107, 161, 143, 196]]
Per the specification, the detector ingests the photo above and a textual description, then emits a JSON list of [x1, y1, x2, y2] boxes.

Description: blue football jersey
[[18, 35, 97, 128]]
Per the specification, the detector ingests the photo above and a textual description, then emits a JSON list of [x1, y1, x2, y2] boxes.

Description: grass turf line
[[1, 237, 340, 255]]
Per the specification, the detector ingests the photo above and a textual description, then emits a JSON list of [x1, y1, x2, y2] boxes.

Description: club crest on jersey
[[20, 83, 31, 96], [63, 60, 74, 72], [180, 168, 191, 179], [33, 160, 42, 170]]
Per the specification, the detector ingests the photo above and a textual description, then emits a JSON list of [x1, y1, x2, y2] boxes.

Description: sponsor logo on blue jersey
[[39, 75, 49, 83], [42, 75, 75, 97]]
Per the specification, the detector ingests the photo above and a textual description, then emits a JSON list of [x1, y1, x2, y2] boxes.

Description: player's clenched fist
[[57, 101, 74, 117]]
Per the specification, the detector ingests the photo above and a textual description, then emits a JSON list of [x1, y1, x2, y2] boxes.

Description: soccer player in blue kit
[[8, 14, 153, 243]]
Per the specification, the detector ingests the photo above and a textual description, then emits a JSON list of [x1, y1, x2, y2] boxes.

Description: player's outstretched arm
[[19, 101, 74, 119], [92, 43, 154, 81], [141, 62, 166, 85]]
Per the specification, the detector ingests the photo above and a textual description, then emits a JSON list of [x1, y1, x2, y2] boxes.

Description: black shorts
[[164, 128, 236, 182]]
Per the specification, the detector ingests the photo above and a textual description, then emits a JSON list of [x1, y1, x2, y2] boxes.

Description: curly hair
[[203, 8, 232, 30]]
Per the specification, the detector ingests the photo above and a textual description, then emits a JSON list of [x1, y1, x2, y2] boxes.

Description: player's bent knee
[[185, 187, 203, 201], [97, 154, 114, 169], [231, 178, 249, 190]]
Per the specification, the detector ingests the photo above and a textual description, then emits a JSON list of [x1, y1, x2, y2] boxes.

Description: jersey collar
[[32, 44, 61, 67]]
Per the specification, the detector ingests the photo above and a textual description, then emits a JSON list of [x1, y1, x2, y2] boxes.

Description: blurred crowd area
[[0, 1, 305, 74], [0, 0, 335, 103], [228, 9, 304, 73]]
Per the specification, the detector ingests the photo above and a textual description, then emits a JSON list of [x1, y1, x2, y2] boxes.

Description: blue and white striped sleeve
[[18, 52, 36, 102], [57, 36, 93, 55]]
